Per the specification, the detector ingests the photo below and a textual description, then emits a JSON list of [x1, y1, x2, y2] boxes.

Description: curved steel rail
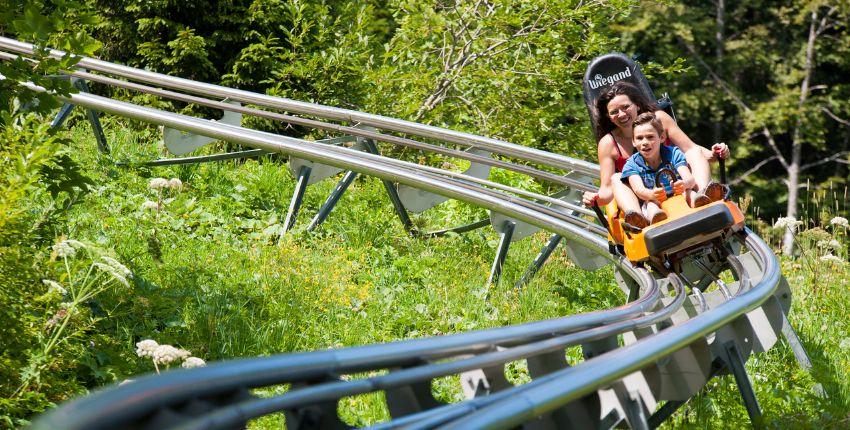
[[13, 74, 665, 430], [0, 36, 599, 176], [3, 45, 785, 430]]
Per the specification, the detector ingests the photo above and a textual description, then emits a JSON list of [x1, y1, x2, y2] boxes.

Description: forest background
[[1, 0, 849, 428]]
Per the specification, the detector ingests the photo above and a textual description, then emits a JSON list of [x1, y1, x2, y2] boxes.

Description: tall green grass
[[19, 118, 850, 428]]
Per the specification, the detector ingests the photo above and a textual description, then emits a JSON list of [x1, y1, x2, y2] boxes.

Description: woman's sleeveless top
[[610, 133, 629, 173]]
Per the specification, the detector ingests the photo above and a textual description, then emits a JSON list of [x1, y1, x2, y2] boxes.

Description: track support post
[[51, 76, 109, 154], [283, 400, 349, 430], [647, 400, 685, 429], [488, 220, 515, 285], [360, 138, 416, 235], [620, 387, 650, 430], [306, 170, 358, 231], [722, 340, 762, 427], [515, 234, 562, 289], [283, 165, 312, 234], [779, 310, 826, 397]]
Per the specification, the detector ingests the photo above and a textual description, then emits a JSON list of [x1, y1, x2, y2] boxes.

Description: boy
[[619, 112, 708, 229]]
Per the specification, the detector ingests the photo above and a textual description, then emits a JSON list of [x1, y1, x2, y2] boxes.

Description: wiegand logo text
[[588, 67, 633, 89]]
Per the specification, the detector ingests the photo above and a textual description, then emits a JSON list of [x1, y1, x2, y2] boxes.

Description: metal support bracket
[[306, 169, 358, 231], [722, 340, 762, 427], [133, 148, 269, 167], [51, 76, 109, 153], [419, 219, 490, 238], [283, 165, 312, 234], [515, 234, 562, 289], [488, 221, 515, 285]]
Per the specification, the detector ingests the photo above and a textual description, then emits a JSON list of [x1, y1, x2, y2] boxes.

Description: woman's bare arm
[[676, 165, 696, 190], [583, 135, 617, 206], [657, 110, 728, 161]]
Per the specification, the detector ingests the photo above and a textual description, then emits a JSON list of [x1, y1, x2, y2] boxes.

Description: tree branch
[[730, 155, 778, 186], [415, 4, 554, 120], [822, 106, 850, 127], [801, 151, 850, 171], [678, 37, 790, 171]]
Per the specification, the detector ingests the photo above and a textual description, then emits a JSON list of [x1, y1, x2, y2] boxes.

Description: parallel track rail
[[0, 39, 785, 430]]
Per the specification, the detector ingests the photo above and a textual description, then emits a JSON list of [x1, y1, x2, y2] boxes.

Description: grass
[[31, 117, 850, 428]]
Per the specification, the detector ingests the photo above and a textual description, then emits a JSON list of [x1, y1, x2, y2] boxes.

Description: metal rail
[[441, 231, 779, 429], [0, 36, 599, 176], [8, 43, 787, 430]]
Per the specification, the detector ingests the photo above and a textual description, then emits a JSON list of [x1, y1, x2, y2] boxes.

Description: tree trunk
[[782, 10, 818, 255], [713, 0, 725, 144], [783, 156, 800, 255]]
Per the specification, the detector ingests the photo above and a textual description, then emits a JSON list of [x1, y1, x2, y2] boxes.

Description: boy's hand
[[672, 180, 685, 195], [651, 187, 667, 203]]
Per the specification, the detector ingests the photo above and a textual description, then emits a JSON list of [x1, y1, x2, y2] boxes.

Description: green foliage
[[0, 2, 102, 424], [364, 0, 639, 158], [0, 117, 97, 426], [82, 0, 637, 158], [0, 0, 101, 117], [620, 0, 850, 221], [1, 1, 849, 428]]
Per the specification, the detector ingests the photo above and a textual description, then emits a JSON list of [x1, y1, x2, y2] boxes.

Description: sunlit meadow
[[5, 117, 849, 428]]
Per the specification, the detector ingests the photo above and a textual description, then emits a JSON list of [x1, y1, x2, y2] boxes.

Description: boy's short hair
[[632, 112, 664, 137]]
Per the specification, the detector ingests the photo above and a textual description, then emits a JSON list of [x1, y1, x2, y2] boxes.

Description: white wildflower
[[52, 241, 75, 257], [101, 256, 132, 277], [136, 339, 159, 358], [168, 178, 183, 191], [93, 262, 131, 288], [828, 239, 842, 250], [64, 239, 87, 249], [149, 178, 169, 190], [152, 344, 183, 365], [820, 254, 844, 264], [234, 184, 247, 193], [141, 200, 159, 211], [52, 239, 86, 258], [830, 217, 849, 228], [42, 279, 67, 295], [181, 357, 206, 369], [773, 217, 803, 231]]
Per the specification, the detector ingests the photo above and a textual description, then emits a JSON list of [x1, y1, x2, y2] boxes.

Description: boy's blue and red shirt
[[621, 145, 687, 189]]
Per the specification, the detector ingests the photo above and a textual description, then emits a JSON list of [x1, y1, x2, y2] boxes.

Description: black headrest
[[582, 53, 657, 138]]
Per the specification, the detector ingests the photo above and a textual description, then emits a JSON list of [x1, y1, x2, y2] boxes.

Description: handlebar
[[715, 146, 727, 184]]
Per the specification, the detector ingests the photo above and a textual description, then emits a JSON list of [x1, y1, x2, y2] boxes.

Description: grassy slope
[[60, 119, 849, 428]]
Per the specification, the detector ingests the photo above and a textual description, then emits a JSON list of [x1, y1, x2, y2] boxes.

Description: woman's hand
[[672, 180, 685, 196], [582, 191, 599, 207], [711, 143, 730, 160]]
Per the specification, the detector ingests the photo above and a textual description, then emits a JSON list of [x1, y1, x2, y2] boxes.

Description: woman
[[581, 82, 729, 225]]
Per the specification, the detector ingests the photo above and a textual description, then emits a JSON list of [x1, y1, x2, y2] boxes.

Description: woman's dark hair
[[592, 81, 658, 141]]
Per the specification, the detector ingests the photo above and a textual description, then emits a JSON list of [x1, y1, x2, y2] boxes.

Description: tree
[[620, 0, 850, 254], [362, 0, 642, 162], [0, 1, 102, 424]]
